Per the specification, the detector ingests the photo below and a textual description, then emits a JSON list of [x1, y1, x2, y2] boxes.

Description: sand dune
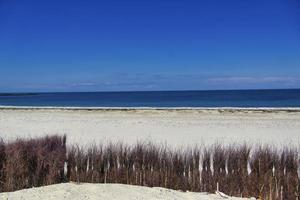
[[0, 183, 254, 200]]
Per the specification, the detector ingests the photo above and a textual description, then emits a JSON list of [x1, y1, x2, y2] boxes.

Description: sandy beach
[[1, 107, 300, 147]]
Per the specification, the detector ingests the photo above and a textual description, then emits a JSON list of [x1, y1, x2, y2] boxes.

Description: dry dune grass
[[0, 135, 299, 199]]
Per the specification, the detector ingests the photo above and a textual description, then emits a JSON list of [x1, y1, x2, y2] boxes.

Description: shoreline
[[1, 105, 300, 112]]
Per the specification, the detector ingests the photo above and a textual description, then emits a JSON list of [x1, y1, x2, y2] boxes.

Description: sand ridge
[[0, 183, 254, 200]]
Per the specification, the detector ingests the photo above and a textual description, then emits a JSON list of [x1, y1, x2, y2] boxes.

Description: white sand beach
[[0, 183, 253, 200], [0, 107, 300, 147]]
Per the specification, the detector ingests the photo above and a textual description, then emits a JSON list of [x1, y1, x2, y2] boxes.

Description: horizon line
[[1, 88, 300, 94]]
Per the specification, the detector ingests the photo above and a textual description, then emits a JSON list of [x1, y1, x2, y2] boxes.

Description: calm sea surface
[[0, 89, 300, 107]]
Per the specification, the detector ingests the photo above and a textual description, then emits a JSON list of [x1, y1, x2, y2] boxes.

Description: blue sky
[[0, 0, 299, 92]]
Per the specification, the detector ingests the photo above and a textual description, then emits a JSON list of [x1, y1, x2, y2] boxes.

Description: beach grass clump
[[212, 144, 227, 193], [0, 139, 5, 192], [200, 147, 214, 192], [0, 135, 299, 199], [279, 148, 299, 200], [0, 135, 66, 192], [226, 144, 250, 197]]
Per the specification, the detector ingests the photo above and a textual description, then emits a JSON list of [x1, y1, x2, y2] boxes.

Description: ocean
[[0, 89, 300, 107]]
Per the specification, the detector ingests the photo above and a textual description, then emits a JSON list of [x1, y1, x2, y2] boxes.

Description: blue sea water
[[0, 89, 300, 107]]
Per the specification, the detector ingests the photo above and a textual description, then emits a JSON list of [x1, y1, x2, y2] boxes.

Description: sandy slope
[[0, 108, 300, 147], [0, 183, 254, 200]]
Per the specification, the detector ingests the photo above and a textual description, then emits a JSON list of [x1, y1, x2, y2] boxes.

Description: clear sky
[[0, 0, 299, 92]]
